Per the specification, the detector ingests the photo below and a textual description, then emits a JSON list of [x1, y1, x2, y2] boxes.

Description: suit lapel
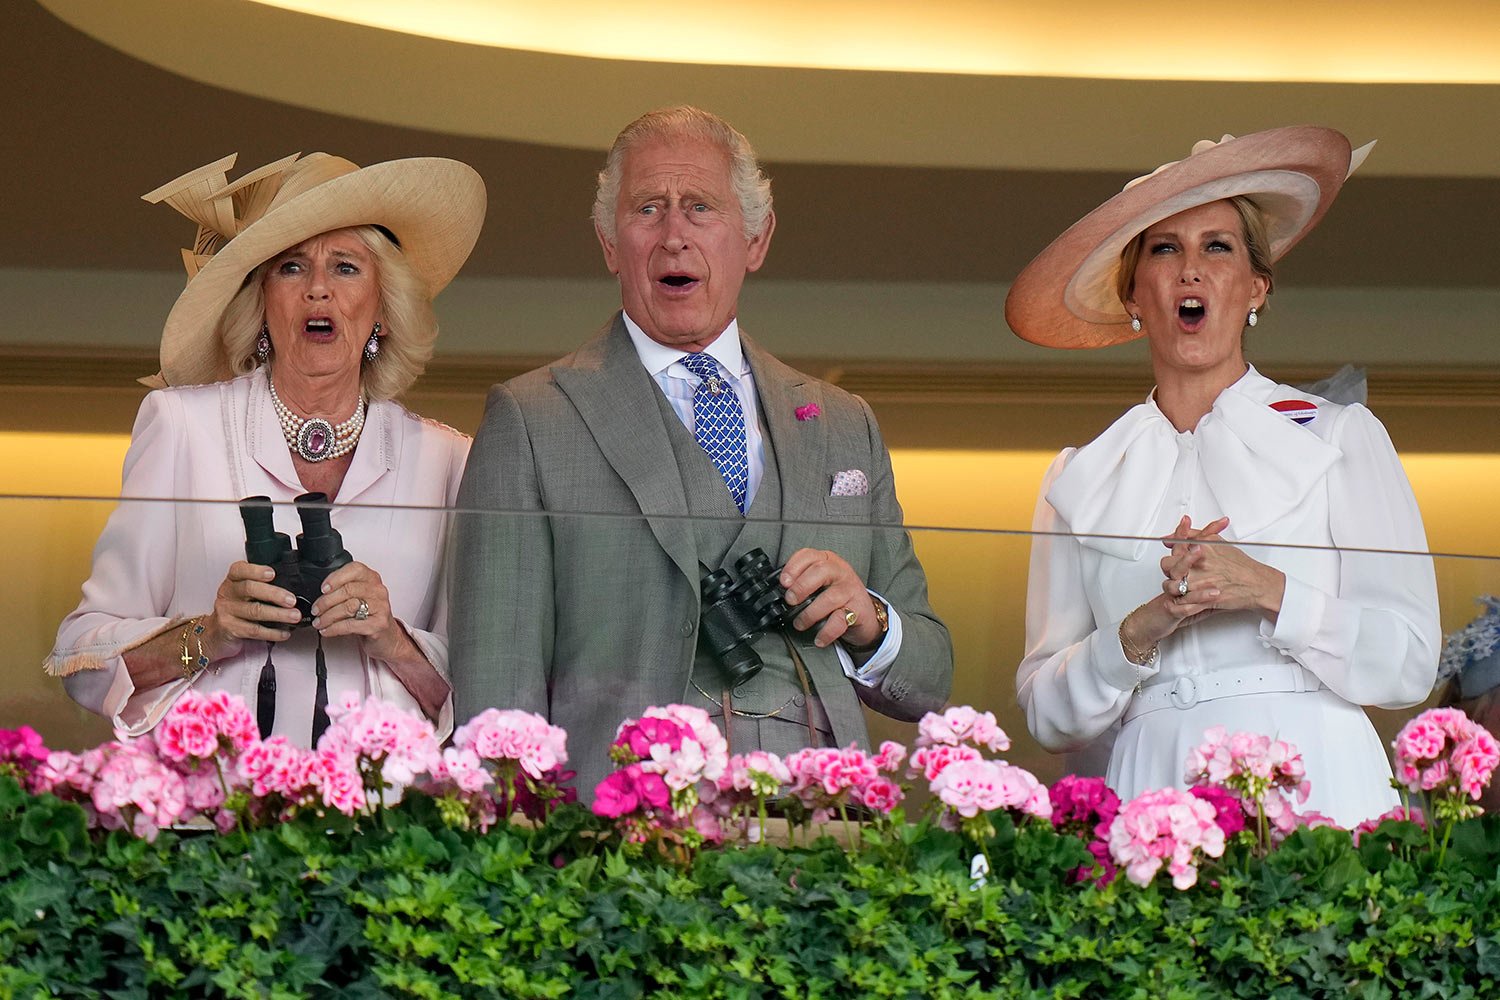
[[744, 333, 826, 558], [552, 316, 699, 587]]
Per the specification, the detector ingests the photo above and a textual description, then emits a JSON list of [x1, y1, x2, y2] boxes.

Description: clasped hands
[[779, 548, 884, 650], [1121, 515, 1287, 653]]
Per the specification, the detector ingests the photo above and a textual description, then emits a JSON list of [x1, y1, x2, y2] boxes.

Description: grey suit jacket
[[449, 315, 952, 795]]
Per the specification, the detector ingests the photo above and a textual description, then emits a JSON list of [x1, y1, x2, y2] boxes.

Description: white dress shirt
[[621, 312, 902, 685]]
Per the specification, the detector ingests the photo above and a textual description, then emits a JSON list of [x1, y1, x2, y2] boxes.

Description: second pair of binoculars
[[698, 548, 820, 688], [238, 492, 353, 627]]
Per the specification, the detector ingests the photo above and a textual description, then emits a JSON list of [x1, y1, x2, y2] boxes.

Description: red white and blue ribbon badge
[[1269, 399, 1318, 425]]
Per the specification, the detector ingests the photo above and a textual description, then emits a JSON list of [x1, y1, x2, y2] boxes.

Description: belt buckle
[[1169, 675, 1200, 710]]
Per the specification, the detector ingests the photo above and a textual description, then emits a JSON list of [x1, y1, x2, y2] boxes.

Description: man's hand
[[780, 548, 882, 649]]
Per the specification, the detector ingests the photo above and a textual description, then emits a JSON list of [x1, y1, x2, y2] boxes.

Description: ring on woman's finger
[[1176, 575, 1190, 597], [354, 598, 370, 621]]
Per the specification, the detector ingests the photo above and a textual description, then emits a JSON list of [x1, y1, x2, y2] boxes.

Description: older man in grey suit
[[449, 107, 953, 798]]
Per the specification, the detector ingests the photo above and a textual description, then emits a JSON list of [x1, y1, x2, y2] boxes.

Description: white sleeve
[[1016, 450, 1159, 751], [1258, 405, 1439, 707], [49, 391, 197, 733]]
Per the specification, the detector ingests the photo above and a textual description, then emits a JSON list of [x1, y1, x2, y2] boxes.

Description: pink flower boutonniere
[[795, 403, 821, 422]]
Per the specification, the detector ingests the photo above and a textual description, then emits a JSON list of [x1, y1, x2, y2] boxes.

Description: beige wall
[[6, 432, 1498, 782]]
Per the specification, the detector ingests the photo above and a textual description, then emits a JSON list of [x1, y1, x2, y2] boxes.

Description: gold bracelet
[[1118, 606, 1159, 667], [177, 616, 210, 680]]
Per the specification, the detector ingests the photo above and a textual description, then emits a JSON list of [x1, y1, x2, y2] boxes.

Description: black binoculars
[[698, 548, 815, 688], [238, 492, 353, 627]]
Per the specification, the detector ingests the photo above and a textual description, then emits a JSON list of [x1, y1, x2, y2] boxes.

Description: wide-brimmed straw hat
[[140, 151, 486, 387], [1005, 126, 1373, 349]]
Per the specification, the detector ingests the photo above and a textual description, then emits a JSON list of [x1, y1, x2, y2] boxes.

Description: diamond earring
[[255, 324, 271, 363], [363, 322, 382, 364], [1247, 307, 1259, 328], [1129, 315, 1142, 332]]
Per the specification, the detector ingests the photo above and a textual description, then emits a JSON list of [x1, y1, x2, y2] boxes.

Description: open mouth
[[658, 273, 699, 289], [304, 318, 334, 335], [1177, 298, 1206, 328]]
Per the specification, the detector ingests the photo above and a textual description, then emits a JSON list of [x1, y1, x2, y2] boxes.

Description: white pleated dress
[[1017, 367, 1439, 827]]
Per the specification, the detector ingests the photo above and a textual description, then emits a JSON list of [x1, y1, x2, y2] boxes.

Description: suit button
[[793, 694, 806, 708], [680, 620, 695, 636], [733, 685, 749, 698]]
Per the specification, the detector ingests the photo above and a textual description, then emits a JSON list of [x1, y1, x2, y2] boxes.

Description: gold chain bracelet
[[1118, 606, 1159, 667], [178, 616, 210, 680]]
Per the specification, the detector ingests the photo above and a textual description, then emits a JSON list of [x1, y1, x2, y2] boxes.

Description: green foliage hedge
[[4, 776, 1500, 999]]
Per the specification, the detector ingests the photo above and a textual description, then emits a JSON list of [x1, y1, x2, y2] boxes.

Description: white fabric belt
[[1122, 664, 1324, 724]]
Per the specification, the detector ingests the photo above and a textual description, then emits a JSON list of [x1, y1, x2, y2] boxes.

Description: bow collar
[[1047, 366, 1341, 560]]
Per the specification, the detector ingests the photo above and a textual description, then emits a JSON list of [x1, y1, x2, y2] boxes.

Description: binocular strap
[[253, 636, 332, 746], [778, 632, 819, 750], [311, 636, 330, 746], [256, 643, 277, 741]]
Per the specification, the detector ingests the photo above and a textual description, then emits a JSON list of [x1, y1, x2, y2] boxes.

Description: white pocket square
[[830, 469, 870, 497]]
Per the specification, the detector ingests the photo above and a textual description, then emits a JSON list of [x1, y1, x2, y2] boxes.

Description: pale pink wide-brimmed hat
[[1005, 126, 1373, 349], [140, 151, 486, 387]]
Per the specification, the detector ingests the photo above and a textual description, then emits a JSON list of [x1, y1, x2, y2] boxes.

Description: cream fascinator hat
[[1005, 125, 1374, 349], [140, 152, 486, 387]]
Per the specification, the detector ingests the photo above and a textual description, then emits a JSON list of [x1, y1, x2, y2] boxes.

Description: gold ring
[[842, 608, 859, 628]]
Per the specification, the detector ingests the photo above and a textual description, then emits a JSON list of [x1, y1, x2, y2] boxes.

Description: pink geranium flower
[[593, 704, 730, 849], [916, 707, 1010, 754], [1108, 787, 1225, 890], [1185, 726, 1311, 851]]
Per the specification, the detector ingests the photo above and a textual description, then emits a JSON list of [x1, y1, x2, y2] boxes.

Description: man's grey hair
[[592, 106, 773, 243]]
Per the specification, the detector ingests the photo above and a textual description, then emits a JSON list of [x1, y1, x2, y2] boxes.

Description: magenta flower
[[1189, 785, 1246, 838], [1049, 775, 1121, 835], [0, 725, 50, 792], [593, 764, 670, 818], [593, 768, 642, 818], [613, 717, 685, 763], [795, 403, 820, 421]]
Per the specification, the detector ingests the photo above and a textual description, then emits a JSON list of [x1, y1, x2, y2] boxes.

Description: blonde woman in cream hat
[[1007, 127, 1439, 827], [48, 151, 486, 746]]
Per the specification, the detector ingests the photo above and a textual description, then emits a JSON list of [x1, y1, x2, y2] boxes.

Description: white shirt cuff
[[839, 590, 903, 687], [1260, 574, 1322, 655]]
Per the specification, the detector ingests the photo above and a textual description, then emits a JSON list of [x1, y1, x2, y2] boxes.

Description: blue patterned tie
[[679, 352, 748, 514]]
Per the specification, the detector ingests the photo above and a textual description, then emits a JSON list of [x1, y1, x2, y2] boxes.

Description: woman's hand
[[205, 560, 300, 660], [311, 561, 413, 662], [1158, 515, 1286, 622]]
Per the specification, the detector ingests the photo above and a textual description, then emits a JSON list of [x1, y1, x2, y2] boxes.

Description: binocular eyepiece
[[238, 492, 353, 627], [698, 548, 815, 688]]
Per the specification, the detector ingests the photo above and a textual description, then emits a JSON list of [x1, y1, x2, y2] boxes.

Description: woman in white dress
[[1006, 127, 1439, 827]]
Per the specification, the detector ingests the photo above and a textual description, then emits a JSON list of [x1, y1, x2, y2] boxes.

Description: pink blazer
[[48, 367, 469, 744]]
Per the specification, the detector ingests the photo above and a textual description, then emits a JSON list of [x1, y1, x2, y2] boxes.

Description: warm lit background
[[5, 0, 1499, 779]]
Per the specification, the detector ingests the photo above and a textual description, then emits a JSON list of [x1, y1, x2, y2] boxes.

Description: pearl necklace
[[267, 376, 366, 463]]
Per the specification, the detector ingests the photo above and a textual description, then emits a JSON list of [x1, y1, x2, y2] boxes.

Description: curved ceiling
[[39, 0, 1500, 176], [253, 0, 1500, 83]]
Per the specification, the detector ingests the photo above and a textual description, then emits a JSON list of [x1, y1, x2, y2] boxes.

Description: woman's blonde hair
[[217, 225, 437, 401], [1115, 195, 1276, 322]]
